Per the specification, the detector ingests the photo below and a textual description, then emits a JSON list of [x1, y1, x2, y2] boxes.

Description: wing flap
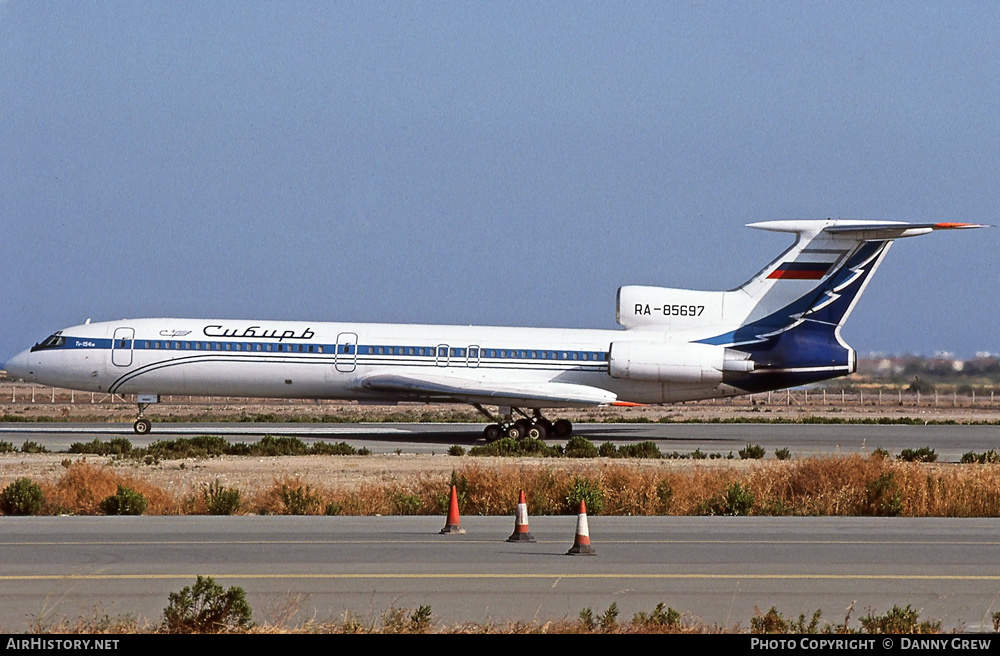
[[359, 371, 617, 408]]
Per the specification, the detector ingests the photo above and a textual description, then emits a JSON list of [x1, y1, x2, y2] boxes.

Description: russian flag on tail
[[766, 262, 833, 280]]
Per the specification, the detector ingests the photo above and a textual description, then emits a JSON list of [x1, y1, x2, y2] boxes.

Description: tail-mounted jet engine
[[608, 341, 753, 383]]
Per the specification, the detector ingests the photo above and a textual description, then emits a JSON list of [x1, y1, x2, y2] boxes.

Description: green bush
[[162, 575, 252, 633], [656, 481, 674, 510], [564, 436, 598, 458], [865, 473, 902, 517], [108, 437, 134, 455], [99, 485, 148, 515], [751, 606, 822, 634], [598, 441, 617, 457], [565, 476, 604, 514], [146, 435, 230, 459], [447, 445, 466, 456], [203, 480, 241, 515], [70, 439, 107, 455], [279, 483, 320, 515], [0, 441, 13, 453], [468, 437, 558, 457], [701, 482, 755, 516], [898, 447, 937, 463], [69, 438, 134, 456], [20, 440, 48, 454], [249, 435, 308, 456], [739, 444, 765, 460], [774, 448, 792, 461], [632, 603, 681, 629], [858, 605, 940, 634], [722, 482, 755, 515], [310, 441, 360, 455], [617, 441, 662, 459], [0, 478, 45, 515], [392, 492, 423, 515], [961, 450, 1000, 464]]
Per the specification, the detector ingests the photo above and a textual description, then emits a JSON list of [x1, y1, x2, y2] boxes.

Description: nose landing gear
[[132, 395, 160, 435]]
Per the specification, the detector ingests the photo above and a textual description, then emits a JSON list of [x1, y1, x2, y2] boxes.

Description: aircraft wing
[[358, 371, 618, 408]]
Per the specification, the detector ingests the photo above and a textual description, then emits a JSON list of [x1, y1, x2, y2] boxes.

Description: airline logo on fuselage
[[159, 330, 192, 338], [202, 324, 315, 342]]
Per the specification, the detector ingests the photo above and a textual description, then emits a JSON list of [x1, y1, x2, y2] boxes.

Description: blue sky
[[2, 1, 997, 363]]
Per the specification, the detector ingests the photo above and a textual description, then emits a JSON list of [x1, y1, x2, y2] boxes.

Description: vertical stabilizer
[[694, 220, 987, 390]]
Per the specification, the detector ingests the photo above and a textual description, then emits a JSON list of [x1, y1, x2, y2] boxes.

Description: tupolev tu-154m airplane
[[5, 220, 987, 440]]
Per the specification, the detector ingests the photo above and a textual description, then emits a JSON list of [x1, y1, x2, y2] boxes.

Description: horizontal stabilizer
[[821, 221, 990, 240]]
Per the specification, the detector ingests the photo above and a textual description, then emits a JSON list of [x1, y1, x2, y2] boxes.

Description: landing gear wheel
[[527, 422, 547, 440], [504, 424, 523, 440], [133, 419, 152, 435], [514, 418, 533, 437], [483, 424, 502, 443], [553, 419, 573, 438]]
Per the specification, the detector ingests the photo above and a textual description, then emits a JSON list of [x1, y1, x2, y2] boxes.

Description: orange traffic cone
[[507, 490, 535, 542], [440, 485, 466, 534], [566, 499, 595, 555]]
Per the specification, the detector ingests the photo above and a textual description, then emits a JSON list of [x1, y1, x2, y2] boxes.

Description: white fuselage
[[6, 318, 741, 407]]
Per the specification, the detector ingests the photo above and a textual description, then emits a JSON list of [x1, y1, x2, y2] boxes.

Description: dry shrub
[[457, 465, 528, 515], [336, 483, 396, 515], [706, 457, 1000, 517], [741, 455, 895, 515], [33, 456, 1000, 518], [435, 463, 746, 516], [250, 477, 341, 515], [658, 466, 739, 515], [45, 462, 176, 515], [889, 464, 1000, 517]]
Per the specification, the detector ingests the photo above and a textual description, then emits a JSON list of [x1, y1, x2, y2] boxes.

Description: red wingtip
[[934, 222, 989, 229], [611, 401, 645, 407]]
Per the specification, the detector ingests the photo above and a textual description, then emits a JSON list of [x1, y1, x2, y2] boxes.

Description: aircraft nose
[[4, 350, 33, 381]]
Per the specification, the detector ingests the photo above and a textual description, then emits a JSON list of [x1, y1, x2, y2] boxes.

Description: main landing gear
[[132, 395, 160, 434], [474, 404, 573, 443]]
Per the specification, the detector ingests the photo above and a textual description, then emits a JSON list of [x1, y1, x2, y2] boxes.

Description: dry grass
[[41, 462, 177, 515], [13, 455, 1000, 517]]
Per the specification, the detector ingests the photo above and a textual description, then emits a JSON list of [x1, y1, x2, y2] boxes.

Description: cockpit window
[[31, 333, 66, 352]]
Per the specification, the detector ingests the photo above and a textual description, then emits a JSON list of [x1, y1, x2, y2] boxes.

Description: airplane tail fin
[[617, 220, 986, 390], [712, 220, 986, 388]]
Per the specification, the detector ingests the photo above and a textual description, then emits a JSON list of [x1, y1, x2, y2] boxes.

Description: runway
[[2, 421, 999, 461], [2, 516, 999, 633]]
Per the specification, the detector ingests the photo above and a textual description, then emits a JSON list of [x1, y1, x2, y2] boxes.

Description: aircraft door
[[112, 327, 134, 367], [335, 332, 358, 372]]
